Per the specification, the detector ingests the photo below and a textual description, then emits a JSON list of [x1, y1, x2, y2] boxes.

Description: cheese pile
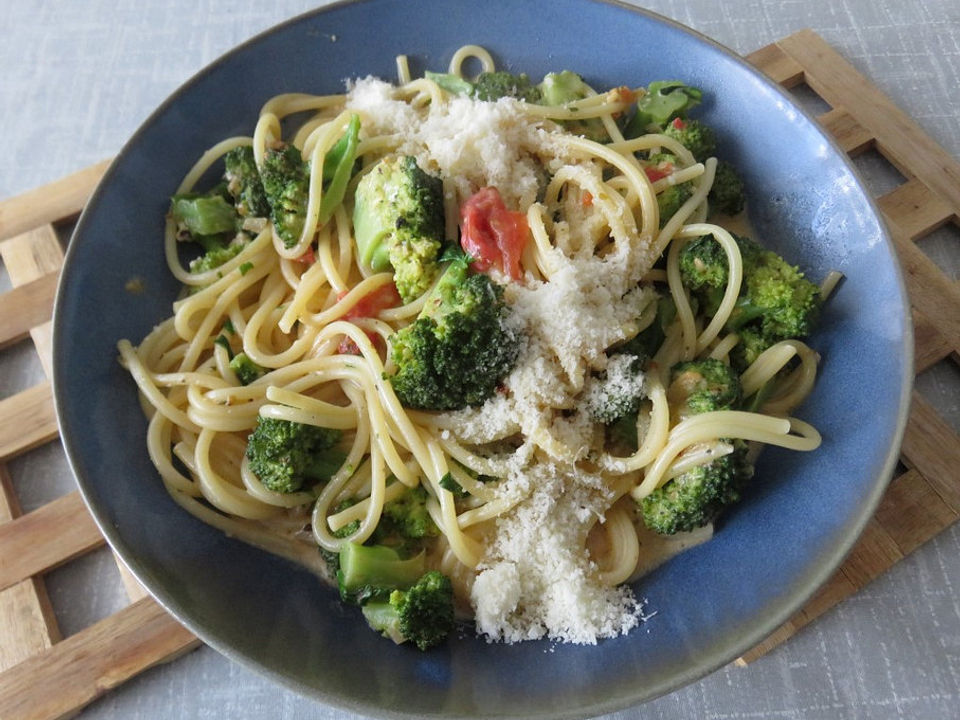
[[346, 78, 657, 643]]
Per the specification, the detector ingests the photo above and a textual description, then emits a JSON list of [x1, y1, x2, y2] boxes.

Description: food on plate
[[118, 45, 828, 649]]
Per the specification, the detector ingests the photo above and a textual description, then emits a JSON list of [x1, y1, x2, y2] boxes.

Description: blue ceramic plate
[[53, 1, 912, 717]]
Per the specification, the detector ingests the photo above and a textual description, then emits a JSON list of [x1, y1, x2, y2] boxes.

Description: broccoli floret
[[424, 70, 542, 103], [379, 485, 439, 540], [188, 239, 246, 274], [663, 118, 716, 162], [584, 353, 645, 424], [708, 161, 746, 216], [641, 359, 751, 534], [667, 359, 742, 416], [229, 352, 264, 385], [337, 541, 426, 605], [677, 233, 733, 292], [607, 410, 641, 453], [353, 155, 445, 302], [625, 81, 702, 137], [318, 113, 361, 225], [538, 70, 607, 142], [245, 417, 344, 494], [424, 71, 476, 96], [361, 570, 455, 651], [388, 259, 519, 410], [439, 461, 494, 499], [640, 443, 753, 534], [473, 71, 542, 102], [616, 295, 676, 362], [170, 193, 238, 238], [657, 182, 694, 228], [223, 145, 270, 218], [260, 144, 310, 249], [678, 234, 821, 368]]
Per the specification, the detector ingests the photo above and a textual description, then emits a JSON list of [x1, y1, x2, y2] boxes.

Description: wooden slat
[[0, 159, 110, 243], [0, 224, 64, 377], [745, 42, 805, 88], [736, 571, 859, 665], [877, 178, 956, 242], [900, 392, 960, 513], [817, 108, 874, 156], [0, 272, 59, 348], [0, 491, 104, 593], [912, 309, 955, 373], [0, 225, 65, 284], [838, 517, 904, 589], [0, 464, 61, 671], [0, 383, 59, 461], [776, 29, 960, 218], [874, 468, 960, 555], [2, 220, 148, 612], [884, 220, 960, 356], [736, 32, 960, 666], [0, 596, 199, 720]]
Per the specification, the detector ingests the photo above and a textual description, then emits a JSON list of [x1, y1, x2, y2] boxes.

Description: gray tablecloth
[[2, 1, 959, 718]]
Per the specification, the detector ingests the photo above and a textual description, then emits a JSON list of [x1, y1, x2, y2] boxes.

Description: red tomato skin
[[644, 164, 673, 183], [459, 187, 529, 281], [338, 282, 402, 320]]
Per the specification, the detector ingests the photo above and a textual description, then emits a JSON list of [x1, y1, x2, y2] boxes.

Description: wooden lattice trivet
[[0, 29, 957, 720]]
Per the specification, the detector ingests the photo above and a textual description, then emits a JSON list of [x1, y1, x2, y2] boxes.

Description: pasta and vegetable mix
[[119, 46, 833, 649]]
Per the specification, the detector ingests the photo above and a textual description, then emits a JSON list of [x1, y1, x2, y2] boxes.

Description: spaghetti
[[119, 46, 824, 646]]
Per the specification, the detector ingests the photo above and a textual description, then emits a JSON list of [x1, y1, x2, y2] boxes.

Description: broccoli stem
[[170, 195, 237, 236], [318, 113, 361, 225]]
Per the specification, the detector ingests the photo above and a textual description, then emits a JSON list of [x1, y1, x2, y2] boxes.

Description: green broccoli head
[[331, 498, 360, 539], [640, 442, 753, 534], [423, 70, 541, 103], [388, 261, 519, 410], [223, 145, 270, 218], [378, 484, 439, 540], [734, 326, 774, 370], [260, 144, 310, 249], [616, 295, 676, 363], [585, 353, 645, 424], [625, 81, 703, 137], [657, 182, 694, 228], [667, 359, 742, 416], [538, 70, 607, 142], [229, 352, 264, 385], [187, 239, 246, 274], [708, 160, 746, 216], [473, 71, 542, 103], [170, 193, 238, 239], [360, 570, 455, 650], [337, 542, 426, 605], [245, 417, 344, 494], [678, 233, 820, 368], [353, 155, 445, 302], [733, 246, 821, 338], [663, 118, 716, 162], [677, 233, 733, 291]]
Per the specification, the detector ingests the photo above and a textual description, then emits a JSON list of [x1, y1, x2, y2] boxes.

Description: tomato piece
[[459, 187, 529, 281], [671, 117, 686, 130], [295, 247, 316, 265], [338, 282, 402, 320], [644, 164, 673, 183], [337, 330, 384, 356]]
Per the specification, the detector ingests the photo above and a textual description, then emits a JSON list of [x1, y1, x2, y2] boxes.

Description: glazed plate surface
[[53, 1, 912, 717]]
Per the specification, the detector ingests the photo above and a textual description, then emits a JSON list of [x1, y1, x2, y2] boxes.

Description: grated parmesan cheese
[[347, 75, 662, 644]]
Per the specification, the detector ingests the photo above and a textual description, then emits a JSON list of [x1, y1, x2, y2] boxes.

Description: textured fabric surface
[[2, 1, 959, 718]]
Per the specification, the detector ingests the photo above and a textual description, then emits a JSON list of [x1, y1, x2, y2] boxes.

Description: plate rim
[[51, 0, 915, 716]]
